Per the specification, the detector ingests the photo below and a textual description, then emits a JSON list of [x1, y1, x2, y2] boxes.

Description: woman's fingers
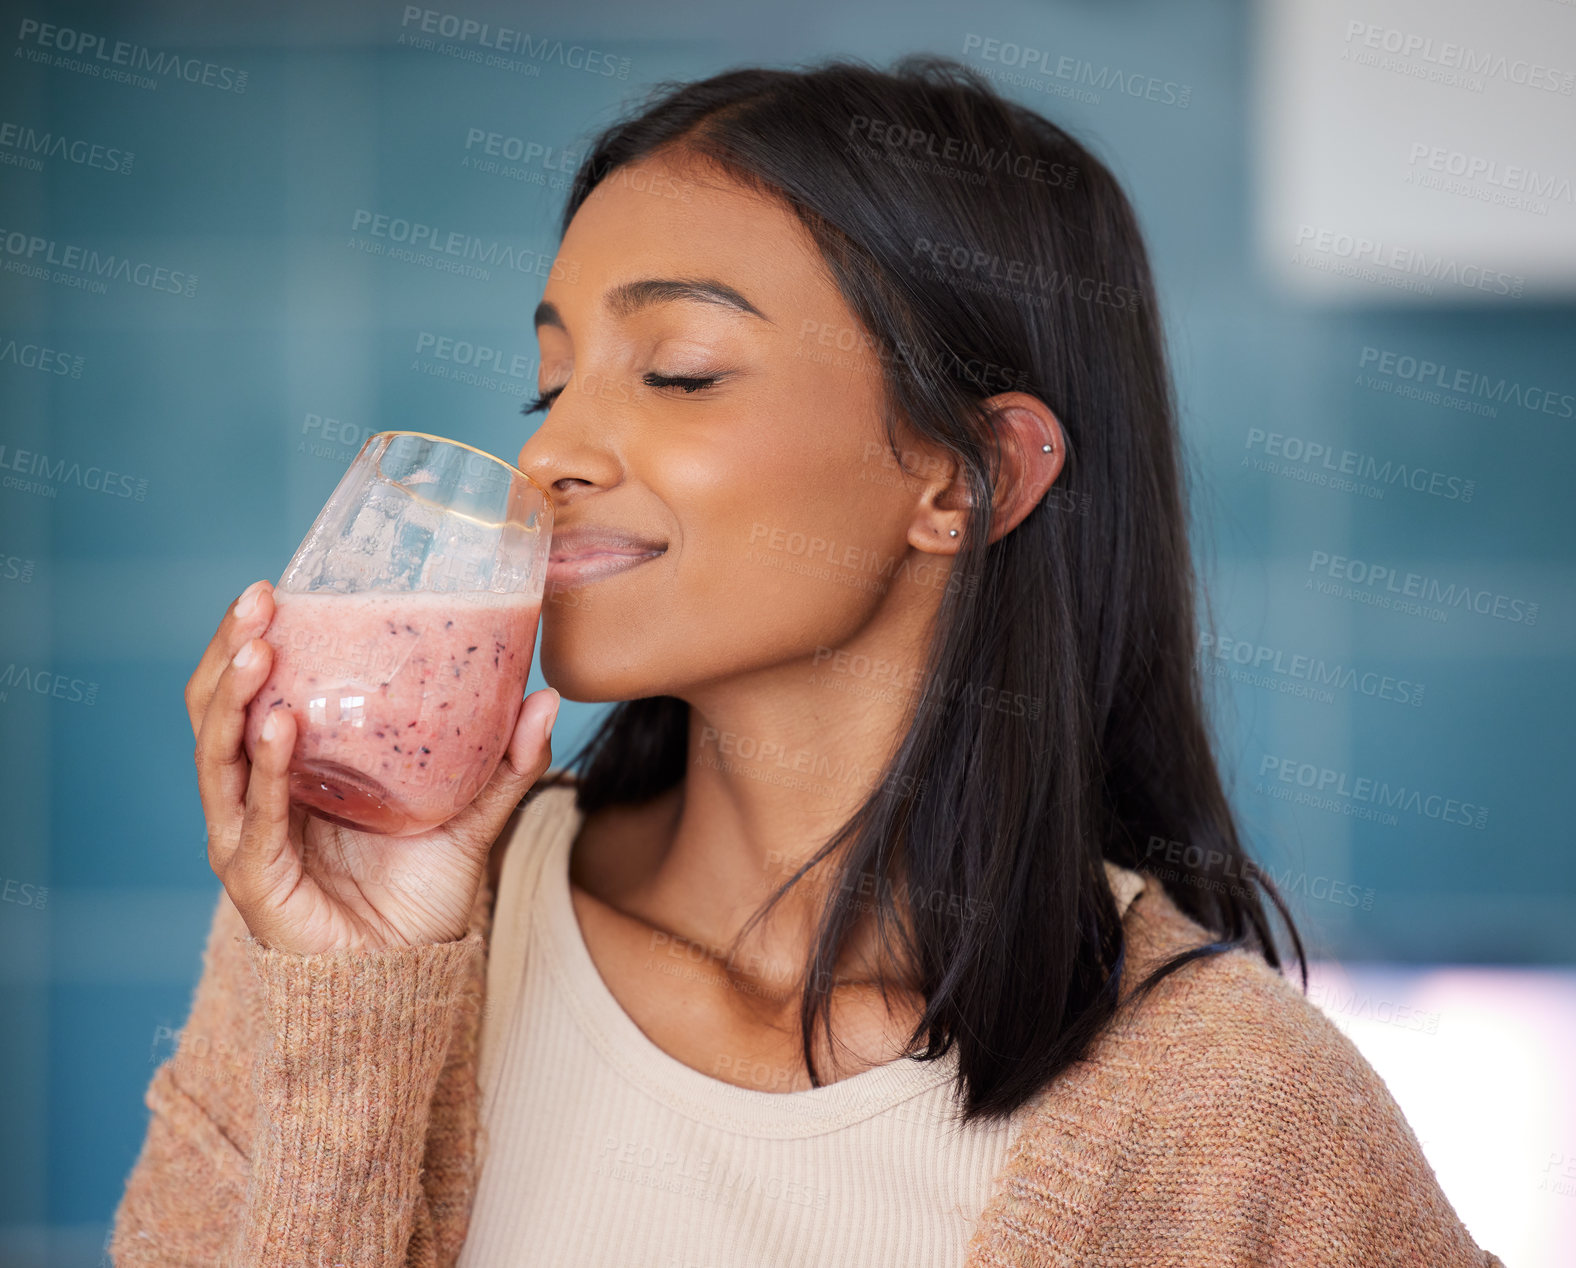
[[196, 637, 276, 827], [224, 705, 301, 922], [185, 579, 274, 741], [444, 688, 560, 846]]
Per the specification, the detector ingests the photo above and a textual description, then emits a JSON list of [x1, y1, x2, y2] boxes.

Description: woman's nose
[[516, 378, 622, 498]]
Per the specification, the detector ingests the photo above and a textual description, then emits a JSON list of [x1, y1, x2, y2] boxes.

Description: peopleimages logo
[[911, 238, 1143, 312], [0, 225, 197, 296], [1358, 347, 1575, 420], [0, 553, 37, 583], [1258, 755, 1489, 830], [348, 209, 576, 283], [462, 128, 580, 173], [961, 33, 1192, 107], [0, 444, 148, 501], [1293, 225, 1524, 297], [0, 337, 84, 377], [1244, 429, 1475, 502], [1307, 983, 1441, 1035], [13, 19, 249, 92], [397, 7, 630, 78], [1341, 21, 1575, 95], [1306, 550, 1538, 625], [0, 662, 100, 706], [845, 116, 1077, 189], [0, 121, 133, 174], [0, 876, 47, 909], [1405, 143, 1574, 211], [1197, 630, 1425, 707], [409, 330, 541, 398]]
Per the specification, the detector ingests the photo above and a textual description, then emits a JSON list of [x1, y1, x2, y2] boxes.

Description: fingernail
[[236, 581, 264, 620], [261, 711, 278, 742], [233, 641, 256, 669], [541, 689, 560, 742]]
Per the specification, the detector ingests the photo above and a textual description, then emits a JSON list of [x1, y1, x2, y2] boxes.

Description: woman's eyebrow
[[534, 277, 772, 331]]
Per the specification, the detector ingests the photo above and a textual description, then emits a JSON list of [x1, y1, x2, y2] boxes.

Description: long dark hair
[[531, 54, 1305, 1123]]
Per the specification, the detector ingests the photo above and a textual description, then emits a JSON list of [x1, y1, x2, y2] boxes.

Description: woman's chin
[[538, 638, 656, 706]]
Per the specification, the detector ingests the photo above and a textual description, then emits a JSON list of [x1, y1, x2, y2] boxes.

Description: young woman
[[114, 56, 1503, 1267]]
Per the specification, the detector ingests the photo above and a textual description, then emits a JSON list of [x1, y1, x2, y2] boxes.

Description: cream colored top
[[460, 783, 1147, 1267]]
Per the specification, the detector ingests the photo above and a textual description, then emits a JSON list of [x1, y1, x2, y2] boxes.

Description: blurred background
[[1, 0, 1572, 1263]]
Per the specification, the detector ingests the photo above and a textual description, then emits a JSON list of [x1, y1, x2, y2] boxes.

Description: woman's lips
[[546, 548, 665, 586]]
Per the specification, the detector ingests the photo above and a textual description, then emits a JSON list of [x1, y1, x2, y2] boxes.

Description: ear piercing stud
[[1042, 444, 1052, 452], [949, 529, 959, 537]]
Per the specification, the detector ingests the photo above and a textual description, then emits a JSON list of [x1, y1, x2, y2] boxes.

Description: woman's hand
[[186, 578, 559, 956]]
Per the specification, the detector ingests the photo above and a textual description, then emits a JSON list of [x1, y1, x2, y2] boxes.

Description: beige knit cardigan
[[112, 793, 1504, 1267]]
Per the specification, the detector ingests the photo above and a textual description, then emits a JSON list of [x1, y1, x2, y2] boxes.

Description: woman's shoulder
[[1078, 878, 1501, 1264], [1110, 877, 1402, 1126], [1113, 876, 1372, 1093]]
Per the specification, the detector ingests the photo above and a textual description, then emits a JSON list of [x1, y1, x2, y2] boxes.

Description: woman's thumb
[[461, 688, 559, 828], [507, 687, 559, 777]]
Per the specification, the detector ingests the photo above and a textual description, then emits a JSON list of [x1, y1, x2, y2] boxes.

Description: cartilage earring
[[1041, 444, 1052, 452], [949, 529, 959, 537]]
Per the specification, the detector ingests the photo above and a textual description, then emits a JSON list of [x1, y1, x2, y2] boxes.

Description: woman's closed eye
[[521, 371, 725, 416]]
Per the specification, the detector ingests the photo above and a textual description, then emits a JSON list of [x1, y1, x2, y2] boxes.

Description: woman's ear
[[980, 392, 1068, 544], [901, 394, 1067, 554]]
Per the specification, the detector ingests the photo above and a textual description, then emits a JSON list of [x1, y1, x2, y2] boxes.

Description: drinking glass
[[241, 430, 552, 836]]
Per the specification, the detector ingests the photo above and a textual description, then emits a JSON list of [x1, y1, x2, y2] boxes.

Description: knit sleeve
[[110, 886, 486, 1268], [1094, 949, 1507, 1267]]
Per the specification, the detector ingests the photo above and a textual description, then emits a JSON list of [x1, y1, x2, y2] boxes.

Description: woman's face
[[516, 149, 960, 705]]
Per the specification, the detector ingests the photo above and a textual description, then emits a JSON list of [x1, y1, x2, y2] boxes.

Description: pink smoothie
[[242, 589, 540, 835]]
